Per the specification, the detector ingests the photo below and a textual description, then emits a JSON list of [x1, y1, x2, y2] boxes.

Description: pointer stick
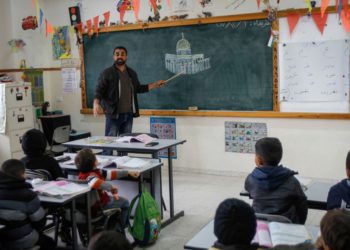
[[164, 72, 184, 83]]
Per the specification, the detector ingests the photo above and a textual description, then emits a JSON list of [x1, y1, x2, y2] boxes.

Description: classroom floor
[[54, 170, 326, 249]]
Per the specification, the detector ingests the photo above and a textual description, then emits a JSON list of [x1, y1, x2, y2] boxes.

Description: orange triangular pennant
[[257, 0, 261, 9], [133, 0, 140, 21], [287, 13, 301, 35], [343, 0, 349, 12], [103, 12, 110, 27], [86, 19, 92, 35], [76, 23, 83, 34], [312, 12, 328, 34], [93, 16, 99, 36], [321, 0, 330, 17], [342, 8, 350, 32]]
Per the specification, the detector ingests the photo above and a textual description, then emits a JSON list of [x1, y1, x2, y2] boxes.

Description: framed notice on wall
[[150, 117, 177, 159]]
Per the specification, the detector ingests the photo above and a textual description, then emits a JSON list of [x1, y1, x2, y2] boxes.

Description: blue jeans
[[104, 196, 130, 229], [104, 113, 133, 155]]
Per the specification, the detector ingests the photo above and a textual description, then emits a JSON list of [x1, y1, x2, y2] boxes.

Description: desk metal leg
[[70, 200, 78, 250], [86, 192, 92, 242], [161, 147, 184, 228]]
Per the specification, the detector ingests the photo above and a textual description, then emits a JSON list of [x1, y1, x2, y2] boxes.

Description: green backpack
[[128, 188, 161, 246]]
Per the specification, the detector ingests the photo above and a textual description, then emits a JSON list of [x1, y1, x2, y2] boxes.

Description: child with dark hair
[[210, 198, 261, 250], [21, 128, 65, 180], [316, 209, 350, 250], [245, 137, 308, 224], [75, 148, 139, 229], [87, 230, 132, 250], [326, 151, 350, 210], [0, 159, 55, 249]]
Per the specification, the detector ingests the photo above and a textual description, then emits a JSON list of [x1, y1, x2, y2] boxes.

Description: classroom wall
[[1, 0, 350, 181]]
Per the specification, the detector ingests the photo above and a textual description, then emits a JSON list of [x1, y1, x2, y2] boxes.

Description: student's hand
[[128, 171, 140, 178], [155, 79, 166, 88]]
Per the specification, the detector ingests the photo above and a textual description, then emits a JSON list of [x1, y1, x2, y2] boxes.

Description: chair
[[49, 125, 71, 156], [58, 179, 121, 247], [255, 213, 292, 223], [25, 169, 53, 181]]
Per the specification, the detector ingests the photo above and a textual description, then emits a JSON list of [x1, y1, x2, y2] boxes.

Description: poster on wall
[[52, 26, 71, 60], [150, 117, 177, 158], [225, 121, 267, 154]]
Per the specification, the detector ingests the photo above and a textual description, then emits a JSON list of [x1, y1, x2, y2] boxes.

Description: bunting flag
[[342, 8, 350, 32], [119, 2, 127, 24], [133, 0, 140, 21], [76, 22, 83, 34], [312, 12, 328, 34], [257, 0, 261, 9], [39, 8, 44, 28], [305, 0, 312, 12], [150, 0, 158, 14], [167, 0, 171, 7], [103, 11, 110, 27], [86, 19, 92, 35], [31, 0, 35, 8], [343, 0, 349, 12], [321, 0, 330, 17], [93, 16, 99, 36], [35, 0, 40, 23], [45, 19, 54, 37], [287, 13, 301, 35], [339, 0, 343, 16]]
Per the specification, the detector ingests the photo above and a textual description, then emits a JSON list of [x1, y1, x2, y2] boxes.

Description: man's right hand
[[93, 102, 103, 117]]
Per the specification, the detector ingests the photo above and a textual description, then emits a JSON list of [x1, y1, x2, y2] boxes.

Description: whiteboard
[[278, 14, 350, 113], [279, 40, 349, 102]]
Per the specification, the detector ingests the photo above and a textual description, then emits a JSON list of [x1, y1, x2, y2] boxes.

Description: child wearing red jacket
[[75, 148, 139, 229]]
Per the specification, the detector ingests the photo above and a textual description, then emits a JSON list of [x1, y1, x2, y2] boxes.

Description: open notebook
[[252, 221, 312, 247], [33, 180, 88, 198], [115, 134, 156, 144], [98, 156, 150, 170]]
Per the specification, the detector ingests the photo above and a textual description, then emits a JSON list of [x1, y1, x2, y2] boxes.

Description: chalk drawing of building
[[165, 33, 210, 75]]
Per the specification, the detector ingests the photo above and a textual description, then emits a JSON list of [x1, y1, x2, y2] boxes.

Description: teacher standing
[[93, 46, 165, 150]]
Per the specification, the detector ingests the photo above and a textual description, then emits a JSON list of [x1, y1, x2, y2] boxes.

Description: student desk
[[184, 220, 320, 250], [63, 137, 187, 227], [240, 178, 337, 210], [58, 153, 163, 216], [37, 183, 91, 250]]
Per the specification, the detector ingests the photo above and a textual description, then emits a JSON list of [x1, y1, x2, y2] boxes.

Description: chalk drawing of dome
[[165, 33, 210, 75]]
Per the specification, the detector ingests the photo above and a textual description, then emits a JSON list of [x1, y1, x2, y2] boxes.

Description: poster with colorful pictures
[[52, 26, 71, 60], [150, 117, 177, 159], [225, 121, 267, 154]]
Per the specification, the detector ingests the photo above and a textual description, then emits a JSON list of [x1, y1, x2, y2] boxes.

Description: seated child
[[326, 151, 350, 210], [0, 159, 55, 249], [316, 209, 350, 250], [244, 137, 307, 224], [21, 128, 65, 180], [75, 148, 139, 229], [210, 198, 260, 250], [88, 230, 132, 250]]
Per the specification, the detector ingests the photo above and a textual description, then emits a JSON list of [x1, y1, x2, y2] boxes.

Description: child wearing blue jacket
[[244, 137, 308, 224], [326, 151, 350, 210]]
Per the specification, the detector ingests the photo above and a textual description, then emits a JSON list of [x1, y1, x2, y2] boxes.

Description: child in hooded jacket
[[244, 137, 307, 224]]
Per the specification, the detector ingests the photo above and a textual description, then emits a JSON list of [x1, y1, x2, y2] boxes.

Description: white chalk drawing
[[165, 33, 210, 75], [279, 39, 350, 102]]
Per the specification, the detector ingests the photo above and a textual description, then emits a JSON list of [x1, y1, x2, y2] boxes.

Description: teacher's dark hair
[[113, 46, 127, 55]]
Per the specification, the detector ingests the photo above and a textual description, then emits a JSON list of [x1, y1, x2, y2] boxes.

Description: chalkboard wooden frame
[[79, 8, 350, 119]]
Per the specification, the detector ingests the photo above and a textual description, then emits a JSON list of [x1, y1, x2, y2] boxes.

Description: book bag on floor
[[128, 188, 161, 246]]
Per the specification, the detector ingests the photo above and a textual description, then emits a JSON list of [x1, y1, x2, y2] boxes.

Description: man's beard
[[116, 59, 125, 65]]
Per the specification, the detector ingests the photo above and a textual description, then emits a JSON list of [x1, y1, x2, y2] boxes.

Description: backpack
[[128, 188, 161, 246]]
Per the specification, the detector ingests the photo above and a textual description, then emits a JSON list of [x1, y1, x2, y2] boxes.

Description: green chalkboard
[[83, 16, 273, 111]]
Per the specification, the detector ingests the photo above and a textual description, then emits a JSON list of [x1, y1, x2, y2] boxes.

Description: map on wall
[[150, 117, 177, 158], [225, 121, 267, 154]]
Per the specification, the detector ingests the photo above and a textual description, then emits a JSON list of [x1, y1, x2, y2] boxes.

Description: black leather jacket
[[94, 64, 149, 117]]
